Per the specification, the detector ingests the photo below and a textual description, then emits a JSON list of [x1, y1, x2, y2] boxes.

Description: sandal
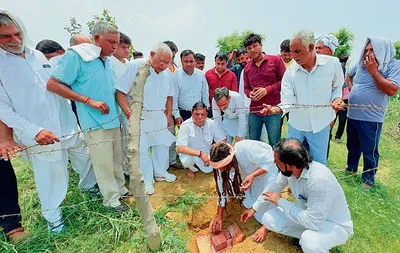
[[6, 227, 29, 241]]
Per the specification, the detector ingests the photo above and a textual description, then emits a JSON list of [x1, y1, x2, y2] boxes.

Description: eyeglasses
[[156, 55, 171, 67]]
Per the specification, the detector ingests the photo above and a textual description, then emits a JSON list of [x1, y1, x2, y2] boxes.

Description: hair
[[195, 53, 206, 61], [163, 40, 178, 53], [119, 32, 131, 45], [191, 101, 208, 112], [235, 48, 247, 58], [243, 33, 262, 48], [210, 143, 244, 206], [214, 52, 228, 61], [273, 138, 313, 169], [91, 22, 119, 36], [339, 55, 349, 64], [152, 42, 172, 57], [214, 87, 229, 101], [35, 39, 65, 54], [291, 29, 315, 51], [0, 13, 14, 27], [180, 49, 195, 59], [132, 51, 143, 58], [280, 39, 290, 53]]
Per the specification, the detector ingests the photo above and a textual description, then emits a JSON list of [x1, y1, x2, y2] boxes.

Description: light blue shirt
[[348, 60, 400, 123], [52, 51, 120, 131]]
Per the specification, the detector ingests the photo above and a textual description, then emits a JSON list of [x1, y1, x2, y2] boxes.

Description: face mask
[[280, 164, 293, 177]]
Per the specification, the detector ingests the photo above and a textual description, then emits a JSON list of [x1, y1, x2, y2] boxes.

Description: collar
[[0, 46, 32, 57], [213, 67, 228, 77], [299, 167, 309, 179], [294, 53, 329, 73], [250, 53, 268, 66]]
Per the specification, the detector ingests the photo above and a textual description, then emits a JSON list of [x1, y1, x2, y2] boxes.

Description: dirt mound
[[150, 169, 301, 253]]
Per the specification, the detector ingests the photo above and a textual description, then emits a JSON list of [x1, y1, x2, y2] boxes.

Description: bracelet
[[125, 111, 131, 119], [198, 151, 203, 157], [84, 97, 92, 105]]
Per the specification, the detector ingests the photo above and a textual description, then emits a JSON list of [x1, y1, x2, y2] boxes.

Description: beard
[[1, 44, 24, 54]]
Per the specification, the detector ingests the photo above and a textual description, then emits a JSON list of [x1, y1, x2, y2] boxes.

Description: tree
[[330, 27, 355, 57], [216, 30, 266, 52], [394, 41, 400, 60]]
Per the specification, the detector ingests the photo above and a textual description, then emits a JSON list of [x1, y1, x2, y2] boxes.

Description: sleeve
[[176, 122, 190, 147], [0, 83, 43, 141], [171, 74, 181, 118], [277, 179, 337, 230], [235, 95, 247, 138], [252, 173, 288, 211], [331, 60, 344, 102], [202, 75, 210, 108], [278, 70, 297, 115], [115, 62, 138, 94], [347, 65, 358, 78], [243, 69, 252, 97], [230, 72, 238, 92], [386, 60, 400, 88], [51, 51, 80, 86], [212, 99, 224, 134], [265, 57, 285, 95], [211, 120, 226, 143], [167, 74, 174, 97]]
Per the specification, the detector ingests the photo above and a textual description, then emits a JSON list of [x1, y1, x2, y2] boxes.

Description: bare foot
[[187, 169, 196, 179], [252, 226, 269, 243]]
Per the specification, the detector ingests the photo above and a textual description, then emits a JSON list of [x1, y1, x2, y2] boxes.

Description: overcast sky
[[1, 0, 399, 69]]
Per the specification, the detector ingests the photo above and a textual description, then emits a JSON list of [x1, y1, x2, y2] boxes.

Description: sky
[[1, 0, 399, 69]]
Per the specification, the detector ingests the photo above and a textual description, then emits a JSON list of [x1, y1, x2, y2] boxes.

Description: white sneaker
[[155, 173, 177, 183], [146, 185, 155, 195]]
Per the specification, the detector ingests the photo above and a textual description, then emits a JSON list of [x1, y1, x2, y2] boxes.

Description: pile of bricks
[[196, 223, 246, 253]]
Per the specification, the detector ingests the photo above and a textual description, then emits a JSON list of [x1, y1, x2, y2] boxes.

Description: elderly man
[[212, 87, 247, 144], [243, 33, 286, 147], [345, 37, 400, 191], [47, 22, 130, 213], [115, 43, 176, 195], [0, 10, 97, 232], [35, 39, 65, 60], [173, 49, 209, 124], [315, 34, 339, 56], [241, 138, 354, 252], [176, 102, 226, 179], [261, 30, 344, 165]]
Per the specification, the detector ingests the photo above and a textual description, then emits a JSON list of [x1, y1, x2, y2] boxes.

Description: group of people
[[1, 8, 399, 253]]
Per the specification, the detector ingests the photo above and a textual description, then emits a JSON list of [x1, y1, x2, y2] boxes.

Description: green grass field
[[1, 101, 399, 253]]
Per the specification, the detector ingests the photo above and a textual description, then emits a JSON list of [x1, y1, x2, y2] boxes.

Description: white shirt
[[176, 118, 225, 153], [116, 58, 175, 147], [253, 161, 354, 234], [49, 54, 63, 67], [0, 47, 79, 161], [172, 68, 210, 118], [110, 55, 128, 80], [212, 91, 247, 138], [239, 70, 251, 109], [280, 54, 343, 133]]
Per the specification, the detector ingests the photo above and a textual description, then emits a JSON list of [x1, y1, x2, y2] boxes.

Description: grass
[[1, 100, 400, 252]]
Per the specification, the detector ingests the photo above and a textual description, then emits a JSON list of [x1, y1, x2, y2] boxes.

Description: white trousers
[[180, 154, 213, 173], [262, 207, 351, 253], [140, 144, 169, 186], [28, 133, 96, 225]]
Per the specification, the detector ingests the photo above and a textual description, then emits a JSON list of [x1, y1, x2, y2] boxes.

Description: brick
[[210, 232, 227, 251], [227, 223, 242, 237], [223, 229, 231, 240], [232, 232, 246, 245], [196, 235, 212, 253]]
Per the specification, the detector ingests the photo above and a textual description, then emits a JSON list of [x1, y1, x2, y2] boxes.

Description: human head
[[244, 33, 263, 61], [360, 37, 396, 73], [236, 48, 248, 67], [290, 29, 315, 66], [210, 142, 235, 171], [280, 39, 292, 63], [149, 42, 172, 74], [0, 12, 24, 54], [132, 51, 143, 59], [180, 49, 196, 75], [339, 55, 349, 66], [113, 32, 131, 60], [315, 34, 339, 56], [195, 53, 205, 70], [92, 22, 120, 57], [35, 39, 65, 60], [214, 87, 230, 111], [163, 40, 178, 60], [69, 34, 91, 46], [214, 52, 228, 74], [273, 138, 313, 177], [191, 101, 208, 127]]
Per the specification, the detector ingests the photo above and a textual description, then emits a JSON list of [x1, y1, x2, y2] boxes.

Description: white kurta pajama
[[116, 58, 175, 190], [0, 47, 96, 227], [212, 91, 247, 143], [216, 140, 278, 222], [176, 118, 226, 173]]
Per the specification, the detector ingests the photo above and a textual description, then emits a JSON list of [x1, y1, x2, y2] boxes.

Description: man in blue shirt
[[345, 37, 400, 191], [47, 22, 130, 212]]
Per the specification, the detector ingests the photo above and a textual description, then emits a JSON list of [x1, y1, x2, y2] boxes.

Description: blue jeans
[[248, 113, 281, 146], [288, 124, 330, 165], [346, 119, 382, 185]]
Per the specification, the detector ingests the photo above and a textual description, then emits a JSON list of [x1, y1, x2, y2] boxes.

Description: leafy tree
[[330, 27, 355, 57], [216, 30, 265, 52], [394, 41, 400, 60]]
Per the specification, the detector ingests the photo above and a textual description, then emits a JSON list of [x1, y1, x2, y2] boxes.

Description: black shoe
[[291, 238, 301, 250], [108, 204, 130, 213], [86, 184, 101, 196]]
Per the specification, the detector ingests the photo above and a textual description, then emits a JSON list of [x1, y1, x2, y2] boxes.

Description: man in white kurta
[[212, 88, 247, 143], [115, 44, 176, 194], [0, 10, 96, 233], [176, 102, 226, 178]]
